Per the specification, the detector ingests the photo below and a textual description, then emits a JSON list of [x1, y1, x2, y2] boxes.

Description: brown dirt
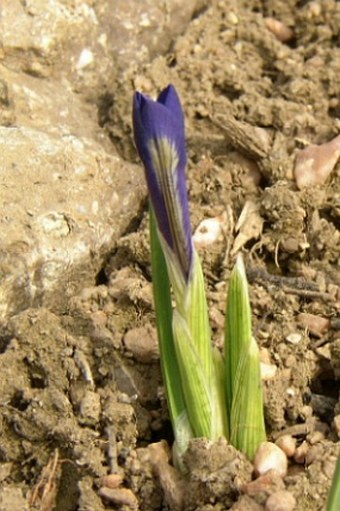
[[1, 1, 340, 510]]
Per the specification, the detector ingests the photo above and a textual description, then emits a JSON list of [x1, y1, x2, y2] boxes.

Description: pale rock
[[101, 473, 124, 489], [264, 18, 294, 43], [294, 135, 340, 189], [254, 442, 288, 477], [0, 120, 145, 320], [285, 333, 302, 345], [0, 56, 146, 322], [98, 487, 138, 508], [193, 213, 227, 247], [294, 441, 309, 464], [275, 435, 296, 458], [297, 313, 330, 337], [261, 362, 278, 380]]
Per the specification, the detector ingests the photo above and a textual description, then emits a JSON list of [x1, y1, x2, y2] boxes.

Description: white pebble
[[193, 215, 224, 247], [261, 362, 278, 380], [254, 442, 288, 477], [285, 333, 302, 345], [76, 48, 94, 69], [294, 441, 309, 464]]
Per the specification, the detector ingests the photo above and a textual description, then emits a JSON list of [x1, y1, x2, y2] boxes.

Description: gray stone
[[0, 64, 145, 320]]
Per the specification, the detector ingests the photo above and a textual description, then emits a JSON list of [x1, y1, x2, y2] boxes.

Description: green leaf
[[230, 336, 266, 459], [327, 451, 340, 511], [225, 254, 266, 459], [187, 251, 213, 388], [172, 309, 212, 439], [212, 347, 229, 439], [225, 254, 252, 415], [149, 208, 190, 438]]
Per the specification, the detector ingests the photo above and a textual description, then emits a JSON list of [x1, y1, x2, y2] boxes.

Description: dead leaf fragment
[[232, 200, 263, 254], [29, 449, 60, 511]]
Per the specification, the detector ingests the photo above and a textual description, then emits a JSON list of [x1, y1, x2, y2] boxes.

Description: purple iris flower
[[133, 84, 193, 280]]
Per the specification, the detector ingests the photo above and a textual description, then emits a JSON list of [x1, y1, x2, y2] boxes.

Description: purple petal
[[157, 85, 185, 133], [133, 86, 193, 280]]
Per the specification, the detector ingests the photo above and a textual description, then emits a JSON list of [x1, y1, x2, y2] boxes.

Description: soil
[[1, 1, 340, 510]]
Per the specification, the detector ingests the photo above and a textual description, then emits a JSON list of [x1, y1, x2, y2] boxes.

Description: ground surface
[[0, 1, 339, 510]]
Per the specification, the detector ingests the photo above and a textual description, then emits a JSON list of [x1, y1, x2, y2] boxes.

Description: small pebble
[[275, 435, 296, 458], [297, 313, 330, 337], [254, 442, 288, 477], [229, 152, 262, 186], [101, 473, 124, 489], [265, 490, 296, 511], [284, 355, 296, 369], [315, 344, 331, 360], [76, 48, 94, 69], [261, 362, 278, 380], [285, 333, 302, 345], [193, 212, 226, 247], [264, 17, 294, 42], [286, 387, 295, 398], [294, 134, 340, 189], [281, 237, 299, 253], [226, 12, 239, 25], [294, 441, 309, 464], [307, 1, 322, 18], [98, 487, 138, 508]]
